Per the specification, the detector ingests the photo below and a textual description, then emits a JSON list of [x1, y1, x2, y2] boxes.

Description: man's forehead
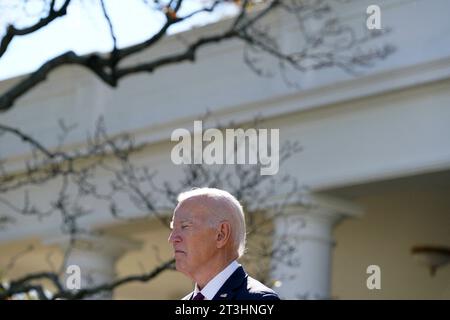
[[175, 198, 215, 221]]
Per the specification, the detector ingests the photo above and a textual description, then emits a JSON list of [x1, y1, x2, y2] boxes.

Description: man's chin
[[175, 261, 192, 277], [174, 260, 185, 272], [176, 267, 189, 278]]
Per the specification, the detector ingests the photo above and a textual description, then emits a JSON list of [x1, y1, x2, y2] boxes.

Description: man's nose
[[168, 230, 180, 244]]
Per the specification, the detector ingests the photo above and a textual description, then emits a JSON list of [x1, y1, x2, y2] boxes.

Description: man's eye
[[181, 225, 189, 229]]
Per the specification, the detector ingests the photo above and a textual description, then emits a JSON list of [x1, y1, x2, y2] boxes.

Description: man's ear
[[216, 221, 231, 249]]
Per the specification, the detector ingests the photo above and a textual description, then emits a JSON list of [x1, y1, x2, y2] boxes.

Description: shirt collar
[[193, 260, 240, 300]]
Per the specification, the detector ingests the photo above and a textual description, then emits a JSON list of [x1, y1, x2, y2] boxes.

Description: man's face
[[168, 198, 218, 277]]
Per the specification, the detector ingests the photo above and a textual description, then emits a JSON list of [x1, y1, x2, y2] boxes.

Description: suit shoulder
[[236, 276, 280, 300]]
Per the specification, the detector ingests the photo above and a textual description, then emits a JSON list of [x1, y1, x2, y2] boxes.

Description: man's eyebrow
[[170, 219, 193, 229]]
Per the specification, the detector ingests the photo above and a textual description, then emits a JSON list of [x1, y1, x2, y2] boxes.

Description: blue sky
[[0, 0, 237, 80]]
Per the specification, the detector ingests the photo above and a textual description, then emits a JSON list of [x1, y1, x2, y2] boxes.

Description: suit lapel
[[212, 266, 247, 300]]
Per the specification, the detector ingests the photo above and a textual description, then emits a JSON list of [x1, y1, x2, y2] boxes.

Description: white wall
[[332, 184, 450, 299], [1, 0, 450, 243]]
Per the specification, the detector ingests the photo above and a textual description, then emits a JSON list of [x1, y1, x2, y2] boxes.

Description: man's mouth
[[174, 250, 186, 254]]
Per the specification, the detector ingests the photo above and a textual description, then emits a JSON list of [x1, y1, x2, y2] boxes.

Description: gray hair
[[177, 187, 246, 258]]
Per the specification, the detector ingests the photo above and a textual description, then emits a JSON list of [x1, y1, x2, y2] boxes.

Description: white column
[[270, 193, 362, 299], [48, 234, 141, 299]]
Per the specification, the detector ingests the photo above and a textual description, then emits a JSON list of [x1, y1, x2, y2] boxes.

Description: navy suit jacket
[[182, 266, 280, 300]]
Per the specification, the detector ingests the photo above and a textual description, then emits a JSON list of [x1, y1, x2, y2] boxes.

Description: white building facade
[[0, 0, 449, 299]]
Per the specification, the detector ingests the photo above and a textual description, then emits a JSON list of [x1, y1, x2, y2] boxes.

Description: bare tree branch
[[0, 0, 394, 112], [0, 258, 175, 300], [0, 0, 72, 59], [0, 0, 396, 299]]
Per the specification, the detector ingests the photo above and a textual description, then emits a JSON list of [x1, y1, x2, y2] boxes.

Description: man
[[168, 187, 280, 300]]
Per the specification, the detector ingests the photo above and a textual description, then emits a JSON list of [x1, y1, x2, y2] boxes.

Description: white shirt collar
[[193, 260, 240, 300]]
